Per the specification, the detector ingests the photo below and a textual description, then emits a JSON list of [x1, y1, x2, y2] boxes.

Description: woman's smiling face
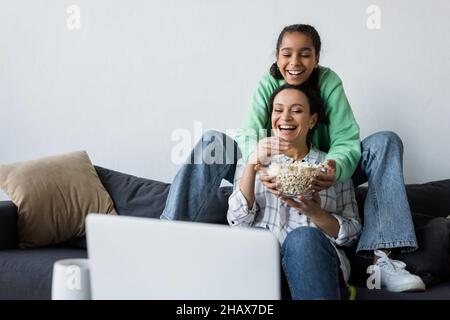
[[271, 88, 318, 144], [276, 32, 319, 85]]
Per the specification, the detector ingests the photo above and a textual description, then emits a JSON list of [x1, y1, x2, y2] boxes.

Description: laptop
[[86, 214, 280, 300]]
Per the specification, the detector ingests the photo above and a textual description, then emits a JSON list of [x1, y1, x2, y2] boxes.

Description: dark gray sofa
[[0, 166, 449, 300]]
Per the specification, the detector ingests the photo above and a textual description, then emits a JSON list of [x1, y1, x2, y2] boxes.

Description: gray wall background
[[1, 0, 449, 200]]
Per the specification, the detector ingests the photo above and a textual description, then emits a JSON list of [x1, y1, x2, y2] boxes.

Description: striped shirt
[[227, 146, 362, 283]]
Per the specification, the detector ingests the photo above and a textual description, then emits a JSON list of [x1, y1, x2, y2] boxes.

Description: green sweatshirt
[[236, 66, 361, 183]]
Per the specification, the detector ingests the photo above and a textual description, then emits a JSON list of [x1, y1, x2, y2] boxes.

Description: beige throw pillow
[[0, 151, 117, 248]]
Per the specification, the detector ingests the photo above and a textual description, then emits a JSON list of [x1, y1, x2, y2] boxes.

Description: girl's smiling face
[[276, 32, 319, 85], [271, 88, 318, 144]]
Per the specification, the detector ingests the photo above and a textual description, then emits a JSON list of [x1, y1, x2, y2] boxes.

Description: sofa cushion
[[405, 180, 450, 218], [397, 214, 450, 286], [0, 151, 117, 248], [94, 166, 171, 219]]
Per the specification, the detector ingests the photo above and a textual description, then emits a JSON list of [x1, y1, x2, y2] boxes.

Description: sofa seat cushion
[[0, 248, 87, 300]]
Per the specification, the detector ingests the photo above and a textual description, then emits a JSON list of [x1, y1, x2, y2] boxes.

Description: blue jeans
[[161, 130, 418, 255], [282, 227, 341, 300], [161, 130, 239, 223], [351, 131, 417, 256]]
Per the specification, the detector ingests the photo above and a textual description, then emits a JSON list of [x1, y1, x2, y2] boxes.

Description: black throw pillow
[[94, 166, 171, 219], [396, 213, 450, 286], [404, 180, 450, 218]]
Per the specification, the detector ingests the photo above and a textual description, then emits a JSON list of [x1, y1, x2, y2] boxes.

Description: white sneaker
[[368, 250, 426, 292]]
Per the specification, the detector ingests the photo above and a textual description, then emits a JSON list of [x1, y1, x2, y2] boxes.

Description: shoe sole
[[386, 282, 426, 293]]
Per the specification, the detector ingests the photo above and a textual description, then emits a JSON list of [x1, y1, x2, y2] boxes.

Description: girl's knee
[[363, 131, 403, 153]]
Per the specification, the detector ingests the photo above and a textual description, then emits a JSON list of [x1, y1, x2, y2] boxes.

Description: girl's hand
[[310, 160, 336, 192], [280, 192, 323, 217], [249, 137, 290, 165]]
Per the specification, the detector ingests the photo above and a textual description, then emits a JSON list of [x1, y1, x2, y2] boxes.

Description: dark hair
[[269, 24, 321, 89], [269, 83, 328, 142]]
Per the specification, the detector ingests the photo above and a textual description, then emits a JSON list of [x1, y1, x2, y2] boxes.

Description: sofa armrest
[[0, 201, 18, 249]]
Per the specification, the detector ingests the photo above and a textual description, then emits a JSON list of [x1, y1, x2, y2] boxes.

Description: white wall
[[1, 0, 449, 200]]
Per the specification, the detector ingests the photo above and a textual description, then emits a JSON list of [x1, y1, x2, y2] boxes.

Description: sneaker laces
[[374, 250, 408, 273]]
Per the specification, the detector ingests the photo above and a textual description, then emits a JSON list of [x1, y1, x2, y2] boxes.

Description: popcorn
[[268, 160, 324, 198]]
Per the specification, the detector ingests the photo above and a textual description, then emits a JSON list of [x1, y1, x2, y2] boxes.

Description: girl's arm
[[317, 68, 362, 183]]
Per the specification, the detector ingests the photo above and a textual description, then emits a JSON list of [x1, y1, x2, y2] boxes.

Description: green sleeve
[[235, 73, 281, 162], [320, 69, 362, 182]]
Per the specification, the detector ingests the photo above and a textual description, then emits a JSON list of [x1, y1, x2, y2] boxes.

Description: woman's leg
[[160, 130, 240, 222], [354, 131, 417, 256], [281, 227, 341, 300]]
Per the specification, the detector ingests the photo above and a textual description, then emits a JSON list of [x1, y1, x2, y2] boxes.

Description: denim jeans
[[351, 131, 417, 256], [161, 130, 239, 223], [161, 130, 418, 255], [281, 227, 341, 300]]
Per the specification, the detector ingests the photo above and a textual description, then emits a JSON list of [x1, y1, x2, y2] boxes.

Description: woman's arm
[[329, 179, 362, 246], [227, 160, 259, 227], [239, 164, 258, 208], [279, 178, 361, 244]]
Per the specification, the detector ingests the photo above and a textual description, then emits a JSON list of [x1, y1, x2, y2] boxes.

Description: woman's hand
[[281, 192, 340, 238], [310, 160, 336, 192], [249, 137, 290, 165], [258, 167, 281, 197], [280, 192, 323, 217], [250, 137, 289, 196]]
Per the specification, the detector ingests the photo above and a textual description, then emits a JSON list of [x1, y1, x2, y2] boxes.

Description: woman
[[227, 84, 361, 300]]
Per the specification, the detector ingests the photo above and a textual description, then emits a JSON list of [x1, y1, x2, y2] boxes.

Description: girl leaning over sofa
[[227, 84, 362, 300]]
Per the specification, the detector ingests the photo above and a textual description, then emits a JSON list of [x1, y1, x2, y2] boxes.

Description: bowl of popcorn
[[267, 160, 325, 199]]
